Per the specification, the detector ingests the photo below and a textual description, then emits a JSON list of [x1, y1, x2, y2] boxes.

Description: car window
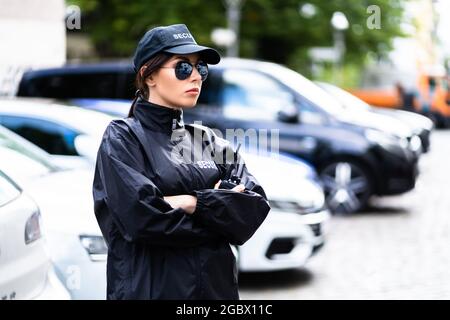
[[0, 171, 21, 207], [22, 72, 119, 99], [221, 69, 297, 121], [0, 116, 80, 156], [317, 82, 370, 112], [297, 96, 327, 125]]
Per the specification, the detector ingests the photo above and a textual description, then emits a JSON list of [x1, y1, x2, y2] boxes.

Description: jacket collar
[[134, 97, 184, 134]]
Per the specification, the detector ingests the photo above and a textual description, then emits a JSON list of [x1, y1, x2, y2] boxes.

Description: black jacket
[[92, 98, 270, 300]]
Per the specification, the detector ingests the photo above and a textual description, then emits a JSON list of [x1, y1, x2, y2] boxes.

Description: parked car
[[190, 58, 422, 213], [0, 169, 70, 300], [315, 81, 434, 153], [14, 59, 421, 214], [0, 98, 115, 166], [0, 125, 106, 299]]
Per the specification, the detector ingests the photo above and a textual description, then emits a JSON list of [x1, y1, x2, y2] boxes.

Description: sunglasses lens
[[196, 62, 208, 81], [175, 62, 193, 80], [174, 61, 208, 81]]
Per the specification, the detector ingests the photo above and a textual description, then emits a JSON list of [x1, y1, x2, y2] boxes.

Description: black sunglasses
[[161, 60, 209, 81]]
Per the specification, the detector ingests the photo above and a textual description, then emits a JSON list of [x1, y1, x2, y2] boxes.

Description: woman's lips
[[186, 88, 199, 93]]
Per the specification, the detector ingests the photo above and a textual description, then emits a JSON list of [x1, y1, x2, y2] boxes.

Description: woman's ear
[[139, 66, 147, 78], [145, 75, 156, 88]]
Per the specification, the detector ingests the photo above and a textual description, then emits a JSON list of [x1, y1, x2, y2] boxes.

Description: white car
[[239, 151, 330, 271], [0, 126, 106, 299], [0, 98, 115, 168], [0, 169, 70, 300]]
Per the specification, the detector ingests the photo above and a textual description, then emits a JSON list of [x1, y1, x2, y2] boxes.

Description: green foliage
[[69, 0, 406, 76], [69, 0, 227, 57]]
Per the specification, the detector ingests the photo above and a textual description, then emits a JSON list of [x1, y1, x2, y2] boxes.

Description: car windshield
[[317, 82, 371, 112], [261, 63, 347, 115], [0, 125, 59, 182], [0, 170, 21, 206]]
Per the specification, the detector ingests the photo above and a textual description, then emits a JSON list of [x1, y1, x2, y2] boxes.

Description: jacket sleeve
[[192, 136, 271, 246], [93, 121, 220, 247]]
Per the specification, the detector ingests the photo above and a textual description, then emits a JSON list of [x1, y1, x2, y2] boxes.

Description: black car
[[16, 58, 420, 214]]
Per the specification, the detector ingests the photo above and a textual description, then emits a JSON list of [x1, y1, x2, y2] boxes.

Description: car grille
[[265, 238, 296, 259], [309, 223, 322, 237]]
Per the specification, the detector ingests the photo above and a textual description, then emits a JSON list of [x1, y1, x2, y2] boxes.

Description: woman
[[93, 24, 270, 300]]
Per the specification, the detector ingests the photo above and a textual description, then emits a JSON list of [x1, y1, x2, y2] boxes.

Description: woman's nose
[[190, 65, 202, 81]]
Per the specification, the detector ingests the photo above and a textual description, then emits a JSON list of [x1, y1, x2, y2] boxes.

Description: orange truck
[[347, 88, 401, 109], [349, 74, 450, 128]]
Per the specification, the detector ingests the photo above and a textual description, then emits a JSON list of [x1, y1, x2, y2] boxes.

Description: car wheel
[[319, 161, 373, 214]]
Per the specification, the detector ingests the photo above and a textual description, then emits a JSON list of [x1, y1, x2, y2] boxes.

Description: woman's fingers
[[214, 180, 221, 189], [231, 184, 245, 192]]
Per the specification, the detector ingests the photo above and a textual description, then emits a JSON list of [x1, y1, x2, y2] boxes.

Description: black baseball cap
[[133, 24, 221, 72]]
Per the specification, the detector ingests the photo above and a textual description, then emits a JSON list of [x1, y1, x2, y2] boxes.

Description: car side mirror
[[277, 108, 300, 124]]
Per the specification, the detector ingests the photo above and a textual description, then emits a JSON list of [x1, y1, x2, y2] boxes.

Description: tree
[[70, 0, 406, 77], [70, 0, 226, 57]]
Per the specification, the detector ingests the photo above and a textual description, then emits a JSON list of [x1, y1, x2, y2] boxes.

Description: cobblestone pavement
[[239, 129, 450, 300]]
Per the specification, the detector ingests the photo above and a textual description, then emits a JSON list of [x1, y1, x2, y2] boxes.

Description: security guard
[[92, 24, 270, 300]]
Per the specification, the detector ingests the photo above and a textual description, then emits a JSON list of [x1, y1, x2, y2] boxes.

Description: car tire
[[319, 161, 373, 214]]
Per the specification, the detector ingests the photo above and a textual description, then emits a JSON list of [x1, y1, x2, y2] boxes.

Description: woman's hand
[[164, 182, 245, 215], [214, 180, 245, 192], [163, 195, 197, 215]]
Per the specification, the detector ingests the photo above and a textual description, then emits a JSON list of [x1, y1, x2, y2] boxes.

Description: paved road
[[239, 129, 450, 300]]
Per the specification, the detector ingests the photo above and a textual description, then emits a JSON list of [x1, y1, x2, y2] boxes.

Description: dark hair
[[128, 52, 173, 117]]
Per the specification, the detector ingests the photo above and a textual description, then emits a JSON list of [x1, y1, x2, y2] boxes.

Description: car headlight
[[25, 211, 42, 245], [270, 183, 325, 214], [365, 129, 404, 149], [409, 135, 422, 153], [79, 235, 107, 261]]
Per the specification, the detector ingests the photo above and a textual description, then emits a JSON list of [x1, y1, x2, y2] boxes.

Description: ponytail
[[128, 90, 141, 117]]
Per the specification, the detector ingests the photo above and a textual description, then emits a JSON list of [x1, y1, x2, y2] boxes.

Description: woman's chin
[[180, 100, 199, 109]]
